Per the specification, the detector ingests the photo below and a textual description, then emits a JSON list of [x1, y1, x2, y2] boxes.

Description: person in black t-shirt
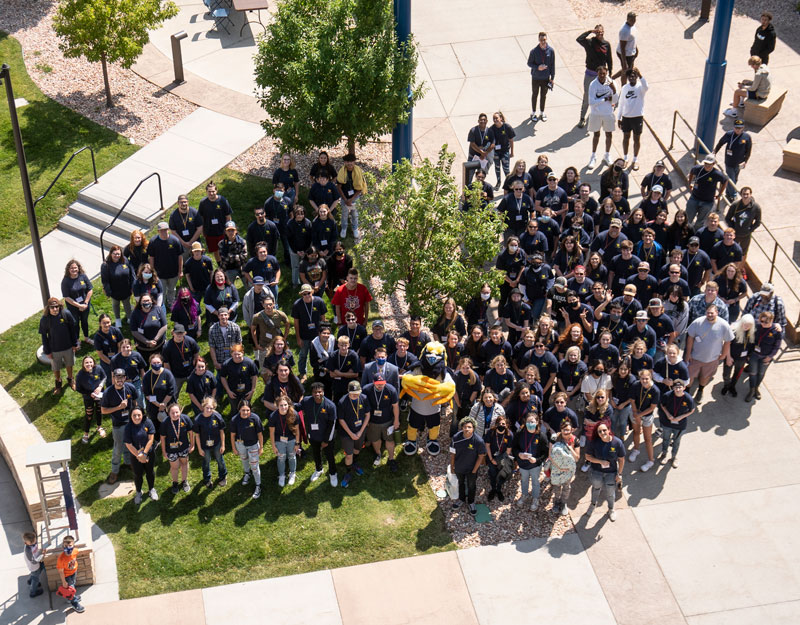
[[449, 415, 485, 514]]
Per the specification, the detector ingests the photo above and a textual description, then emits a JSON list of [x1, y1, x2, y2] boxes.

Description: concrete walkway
[[0, 108, 263, 334]]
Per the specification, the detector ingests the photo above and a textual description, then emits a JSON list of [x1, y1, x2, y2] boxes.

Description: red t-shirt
[[331, 283, 373, 325]]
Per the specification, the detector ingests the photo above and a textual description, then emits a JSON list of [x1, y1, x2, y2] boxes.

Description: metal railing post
[[769, 242, 778, 283], [99, 172, 163, 260], [171, 31, 188, 85]]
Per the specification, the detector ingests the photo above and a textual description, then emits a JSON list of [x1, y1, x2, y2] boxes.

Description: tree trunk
[[100, 53, 114, 108], [346, 136, 355, 156]]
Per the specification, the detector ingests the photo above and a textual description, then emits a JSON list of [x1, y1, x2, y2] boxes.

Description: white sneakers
[[531, 112, 538, 122], [608, 509, 617, 522], [516, 496, 527, 508], [629, 449, 640, 463], [311, 469, 323, 482], [603, 153, 612, 166], [723, 107, 738, 118], [339, 229, 347, 239], [329, 473, 339, 487], [540, 112, 548, 122], [288, 472, 296, 485], [588, 153, 597, 168], [373, 456, 382, 467], [640, 460, 654, 472], [114, 319, 122, 329], [278, 475, 286, 487], [581, 461, 590, 473]]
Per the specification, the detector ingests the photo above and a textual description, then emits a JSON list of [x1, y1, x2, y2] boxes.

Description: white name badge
[[264, 333, 272, 339], [754, 346, 761, 353], [182, 229, 190, 237], [121, 411, 129, 417], [307, 323, 316, 329], [373, 410, 382, 417], [147, 395, 157, 402], [516, 214, 523, 220], [206, 439, 214, 446], [618, 278, 626, 285], [320, 239, 327, 246], [740, 350, 748, 357], [75, 296, 84, 303], [567, 385, 574, 391], [280, 436, 288, 442], [347, 189, 355, 197], [211, 218, 219, 225], [449, 446, 456, 454], [311, 423, 319, 431]]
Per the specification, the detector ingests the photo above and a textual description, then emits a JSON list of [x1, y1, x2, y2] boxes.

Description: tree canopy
[[54, 0, 179, 107], [253, 0, 424, 154], [357, 147, 505, 321]]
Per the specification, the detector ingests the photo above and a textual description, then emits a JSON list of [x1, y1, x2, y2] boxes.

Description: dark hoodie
[[577, 31, 613, 74], [750, 23, 776, 63]]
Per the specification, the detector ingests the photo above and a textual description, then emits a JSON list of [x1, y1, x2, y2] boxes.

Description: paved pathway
[[0, 108, 263, 334]]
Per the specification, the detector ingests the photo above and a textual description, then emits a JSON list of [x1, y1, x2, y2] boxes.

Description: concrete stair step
[[58, 215, 131, 252], [78, 183, 166, 226], [67, 199, 149, 239]]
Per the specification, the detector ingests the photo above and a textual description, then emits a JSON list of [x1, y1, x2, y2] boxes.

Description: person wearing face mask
[[129, 294, 167, 360], [584, 422, 625, 521], [142, 353, 177, 426], [485, 414, 514, 501], [581, 359, 612, 406], [512, 412, 548, 511], [132, 263, 164, 311], [197, 181, 232, 264], [264, 181, 293, 265], [465, 283, 494, 332], [171, 287, 202, 340], [246, 205, 280, 258], [56, 535, 86, 613], [361, 345, 400, 389], [501, 288, 531, 346], [450, 415, 486, 515]]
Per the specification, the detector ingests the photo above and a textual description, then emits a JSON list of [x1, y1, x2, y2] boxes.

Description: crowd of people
[[34, 14, 788, 524]]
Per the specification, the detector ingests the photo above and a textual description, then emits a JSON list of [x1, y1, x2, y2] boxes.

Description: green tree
[[53, 0, 179, 108], [253, 0, 423, 155], [357, 147, 505, 321]]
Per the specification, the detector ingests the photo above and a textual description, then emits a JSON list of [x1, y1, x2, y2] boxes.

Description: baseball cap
[[635, 310, 648, 321], [510, 287, 522, 296], [652, 184, 664, 193], [555, 276, 568, 287], [627, 11, 637, 17], [157, 221, 168, 230], [225, 220, 236, 229], [638, 261, 650, 270], [702, 155, 716, 165], [648, 298, 663, 308], [374, 373, 386, 384], [759, 282, 774, 296], [348, 381, 362, 393], [252, 276, 265, 285], [190, 241, 203, 252], [623, 284, 637, 296], [547, 172, 557, 180], [113, 368, 126, 377], [688, 236, 700, 245], [610, 218, 622, 228], [734, 119, 745, 127], [173, 323, 186, 333], [299, 284, 313, 294], [654, 160, 666, 167], [372, 319, 385, 328], [673, 380, 685, 389]]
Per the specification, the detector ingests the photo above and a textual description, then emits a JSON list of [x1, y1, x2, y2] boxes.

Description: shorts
[[408, 408, 441, 431], [340, 432, 366, 455], [166, 448, 190, 462], [206, 234, 224, 254], [641, 411, 655, 428], [688, 358, 720, 381], [367, 422, 393, 443], [588, 113, 615, 133], [747, 90, 763, 101], [620, 116, 643, 135], [50, 348, 75, 371]]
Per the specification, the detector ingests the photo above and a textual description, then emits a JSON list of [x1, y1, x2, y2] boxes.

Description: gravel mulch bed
[[371, 279, 575, 548], [0, 1, 196, 145]]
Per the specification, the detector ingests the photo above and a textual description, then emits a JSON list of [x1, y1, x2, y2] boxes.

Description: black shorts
[[408, 407, 441, 431], [621, 116, 643, 135], [166, 449, 190, 462], [340, 432, 365, 455]]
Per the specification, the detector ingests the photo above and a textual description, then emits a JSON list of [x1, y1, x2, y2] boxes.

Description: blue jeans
[[275, 438, 297, 476], [111, 424, 131, 473], [200, 443, 227, 482], [589, 469, 617, 509], [132, 378, 146, 410], [29, 562, 44, 597], [64, 573, 81, 608], [298, 340, 310, 376], [289, 250, 301, 286], [530, 297, 546, 323], [612, 404, 632, 439], [724, 163, 740, 201], [493, 151, 510, 186], [748, 353, 771, 389], [685, 196, 715, 229], [661, 426, 683, 455], [519, 464, 542, 501], [340, 200, 360, 237]]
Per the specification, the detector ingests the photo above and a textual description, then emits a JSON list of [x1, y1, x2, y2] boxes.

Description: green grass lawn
[[0, 31, 138, 259], [0, 169, 454, 598]]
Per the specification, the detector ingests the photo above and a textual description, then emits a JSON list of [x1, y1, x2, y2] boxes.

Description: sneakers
[[560, 502, 568, 516], [608, 509, 617, 522], [530, 112, 538, 122], [723, 107, 738, 118], [330, 473, 339, 487], [695, 386, 704, 403], [288, 472, 296, 485], [744, 388, 755, 402], [252, 486, 261, 499], [671, 456, 679, 468], [205, 480, 213, 488], [469, 503, 477, 515], [721, 384, 729, 396], [353, 229, 360, 241], [73, 604, 86, 613], [388, 459, 399, 473], [242, 473, 251, 486], [341, 472, 352, 488], [640, 460, 654, 472], [311, 469, 323, 482], [114, 319, 122, 329], [755, 388, 761, 400], [493, 183, 501, 191], [134, 491, 142, 504], [603, 153, 612, 166], [588, 154, 597, 168], [278, 475, 286, 487], [729, 386, 738, 398], [530, 498, 539, 512], [340, 229, 347, 239], [496, 490, 505, 502], [354, 464, 364, 476], [632, 157, 639, 170], [171, 482, 179, 494], [487, 490, 496, 501], [540, 112, 548, 122], [452, 499, 463, 509], [581, 461, 590, 473], [106, 472, 118, 485], [81, 433, 90, 444], [219, 477, 227, 487], [373, 456, 382, 467], [149, 488, 159, 501], [181, 480, 190, 492], [577, 118, 586, 129], [403, 440, 418, 456], [658, 449, 668, 461], [629, 449, 640, 463], [579, 435, 586, 447], [516, 496, 527, 508]]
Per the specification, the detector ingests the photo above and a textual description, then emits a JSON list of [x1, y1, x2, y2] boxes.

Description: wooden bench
[[782, 139, 800, 174], [743, 89, 787, 126]]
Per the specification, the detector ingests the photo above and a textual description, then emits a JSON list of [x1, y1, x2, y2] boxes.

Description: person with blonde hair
[[725, 55, 771, 118], [193, 397, 227, 488]]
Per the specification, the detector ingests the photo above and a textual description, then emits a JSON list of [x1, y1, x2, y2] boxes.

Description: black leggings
[[69, 305, 91, 338], [457, 471, 478, 504], [310, 440, 337, 473], [531, 78, 550, 112], [131, 453, 155, 492], [82, 395, 101, 433]]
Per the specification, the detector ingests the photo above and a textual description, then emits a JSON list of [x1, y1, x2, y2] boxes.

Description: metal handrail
[[32, 146, 97, 212], [99, 172, 164, 260], [663, 110, 800, 330]]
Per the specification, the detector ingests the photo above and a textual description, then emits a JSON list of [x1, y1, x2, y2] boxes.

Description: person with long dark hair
[[124, 407, 158, 503], [171, 287, 201, 339], [74, 355, 106, 444], [485, 413, 514, 502], [61, 259, 94, 345], [101, 245, 135, 328]]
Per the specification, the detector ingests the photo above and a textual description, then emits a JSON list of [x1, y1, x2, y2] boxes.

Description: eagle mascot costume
[[399, 341, 455, 456]]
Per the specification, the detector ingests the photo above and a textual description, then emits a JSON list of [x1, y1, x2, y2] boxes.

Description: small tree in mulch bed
[[357, 146, 505, 322], [253, 0, 424, 156], [53, 0, 179, 108]]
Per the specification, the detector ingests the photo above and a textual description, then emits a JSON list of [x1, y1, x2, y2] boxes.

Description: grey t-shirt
[[687, 317, 734, 362]]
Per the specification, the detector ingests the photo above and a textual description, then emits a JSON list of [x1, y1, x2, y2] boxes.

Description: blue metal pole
[[695, 0, 735, 155], [392, 0, 412, 168]]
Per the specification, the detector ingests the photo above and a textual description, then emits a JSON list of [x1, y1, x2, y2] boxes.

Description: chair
[[210, 7, 233, 35], [203, 0, 223, 13]]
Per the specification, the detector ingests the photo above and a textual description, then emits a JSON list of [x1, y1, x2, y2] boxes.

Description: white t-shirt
[[617, 78, 649, 119], [588, 78, 617, 117], [617, 23, 637, 56], [581, 373, 613, 396]]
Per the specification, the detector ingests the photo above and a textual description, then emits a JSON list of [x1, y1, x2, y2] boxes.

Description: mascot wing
[[400, 374, 455, 405]]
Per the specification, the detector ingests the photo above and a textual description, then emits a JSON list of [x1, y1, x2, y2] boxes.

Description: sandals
[[53, 379, 63, 395], [97, 426, 107, 438]]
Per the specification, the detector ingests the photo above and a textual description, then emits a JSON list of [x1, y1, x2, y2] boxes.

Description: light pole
[[391, 0, 412, 169], [1, 64, 49, 307]]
